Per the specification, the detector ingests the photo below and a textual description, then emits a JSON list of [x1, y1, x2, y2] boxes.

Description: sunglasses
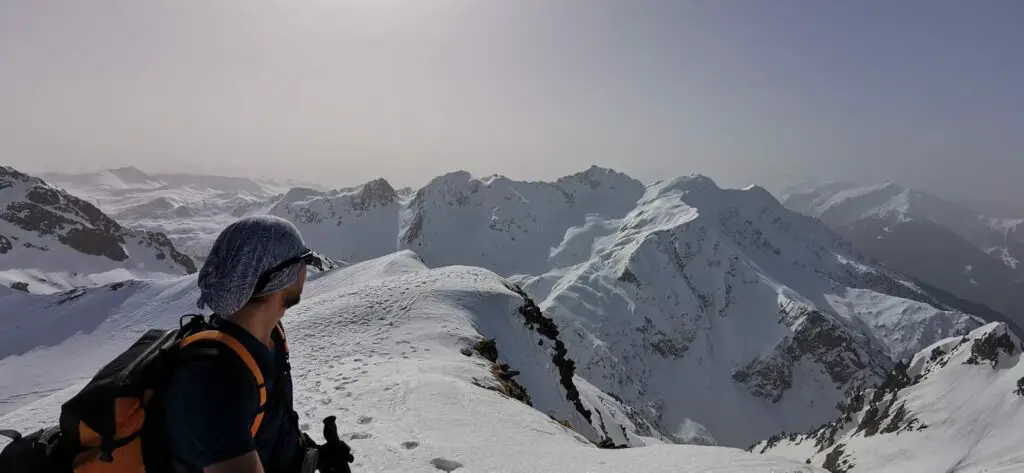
[[252, 249, 319, 295]]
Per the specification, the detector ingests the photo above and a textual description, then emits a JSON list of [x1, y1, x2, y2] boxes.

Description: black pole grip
[[323, 416, 341, 445]]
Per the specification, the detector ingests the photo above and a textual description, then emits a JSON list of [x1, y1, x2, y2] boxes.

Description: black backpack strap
[[0, 430, 21, 442]]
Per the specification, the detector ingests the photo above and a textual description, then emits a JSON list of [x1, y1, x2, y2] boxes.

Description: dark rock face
[[2, 200, 129, 261], [964, 330, 1017, 367], [352, 178, 398, 213], [131, 230, 198, 273], [733, 356, 793, 404], [1, 166, 196, 272], [822, 443, 853, 473], [506, 282, 593, 425], [1, 166, 41, 189], [3, 166, 130, 260], [787, 309, 880, 385], [733, 304, 887, 404]]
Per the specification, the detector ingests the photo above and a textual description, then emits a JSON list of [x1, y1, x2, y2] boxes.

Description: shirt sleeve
[[163, 356, 259, 469]]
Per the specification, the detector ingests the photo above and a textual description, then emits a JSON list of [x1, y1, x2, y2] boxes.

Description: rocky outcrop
[[1, 165, 196, 274], [733, 304, 887, 404], [1, 172, 130, 260], [506, 282, 593, 424]]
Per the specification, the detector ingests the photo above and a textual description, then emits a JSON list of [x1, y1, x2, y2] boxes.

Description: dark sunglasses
[[252, 249, 318, 295]]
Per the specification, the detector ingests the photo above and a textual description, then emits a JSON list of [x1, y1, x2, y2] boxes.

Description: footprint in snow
[[430, 458, 463, 472], [357, 416, 373, 424], [349, 432, 373, 440], [401, 441, 419, 450]]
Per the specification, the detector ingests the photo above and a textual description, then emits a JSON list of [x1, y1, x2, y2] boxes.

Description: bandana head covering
[[197, 215, 307, 314]]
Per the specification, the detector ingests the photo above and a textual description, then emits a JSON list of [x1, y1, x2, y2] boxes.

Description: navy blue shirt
[[163, 317, 302, 472]]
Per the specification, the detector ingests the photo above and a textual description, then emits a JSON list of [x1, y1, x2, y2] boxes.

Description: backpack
[[0, 315, 287, 473]]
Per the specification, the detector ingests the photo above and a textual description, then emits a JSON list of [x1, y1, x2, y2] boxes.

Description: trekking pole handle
[[323, 416, 341, 445]]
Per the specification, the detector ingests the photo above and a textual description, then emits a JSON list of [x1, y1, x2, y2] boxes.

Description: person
[[163, 215, 354, 473]]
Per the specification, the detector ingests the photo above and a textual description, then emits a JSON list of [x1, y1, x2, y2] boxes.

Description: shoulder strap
[[179, 331, 267, 437], [272, 323, 289, 354]]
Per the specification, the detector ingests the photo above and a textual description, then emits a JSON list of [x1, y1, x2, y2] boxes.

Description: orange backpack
[[0, 315, 287, 473]]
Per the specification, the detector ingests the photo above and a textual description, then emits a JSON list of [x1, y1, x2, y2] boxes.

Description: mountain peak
[[279, 186, 327, 205], [107, 166, 152, 183], [556, 165, 637, 190], [353, 177, 398, 208], [645, 174, 724, 202], [0, 165, 43, 188]]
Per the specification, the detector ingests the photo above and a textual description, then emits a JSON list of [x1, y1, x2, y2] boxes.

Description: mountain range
[[0, 166, 195, 293], [781, 181, 1024, 335], [3, 164, 1022, 472]]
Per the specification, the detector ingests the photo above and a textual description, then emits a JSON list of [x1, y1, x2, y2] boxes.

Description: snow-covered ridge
[[28, 166, 998, 464], [1, 166, 195, 293], [756, 321, 1024, 472], [399, 167, 645, 275], [513, 176, 981, 448], [0, 251, 823, 472]]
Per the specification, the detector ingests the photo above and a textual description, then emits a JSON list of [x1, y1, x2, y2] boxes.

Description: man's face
[[281, 265, 307, 309]]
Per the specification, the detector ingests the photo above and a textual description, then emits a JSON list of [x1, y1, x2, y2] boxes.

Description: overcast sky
[[1, 1, 1021, 212]]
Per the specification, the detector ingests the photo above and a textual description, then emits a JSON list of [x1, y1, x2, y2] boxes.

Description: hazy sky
[[1, 1, 1021, 210]]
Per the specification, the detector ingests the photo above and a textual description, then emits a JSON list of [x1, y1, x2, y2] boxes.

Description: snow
[[269, 180, 404, 264], [5, 166, 1010, 470], [1, 166, 194, 293], [511, 176, 978, 447], [40, 167, 299, 265], [988, 246, 1020, 270], [822, 287, 981, 361], [758, 322, 1024, 472], [782, 181, 1024, 273], [399, 168, 645, 275], [0, 251, 821, 472]]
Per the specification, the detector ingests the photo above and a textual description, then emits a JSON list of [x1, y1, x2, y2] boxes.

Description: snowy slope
[[756, 321, 1024, 473], [512, 176, 981, 448], [236, 165, 644, 275], [268, 180, 404, 264], [0, 166, 195, 293], [399, 167, 645, 275], [0, 251, 821, 472], [781, 181, 1024, 333], [35, 167, 990, 452]]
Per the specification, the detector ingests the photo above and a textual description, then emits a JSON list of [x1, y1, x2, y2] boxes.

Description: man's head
[[197, 216, 314, 317]]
